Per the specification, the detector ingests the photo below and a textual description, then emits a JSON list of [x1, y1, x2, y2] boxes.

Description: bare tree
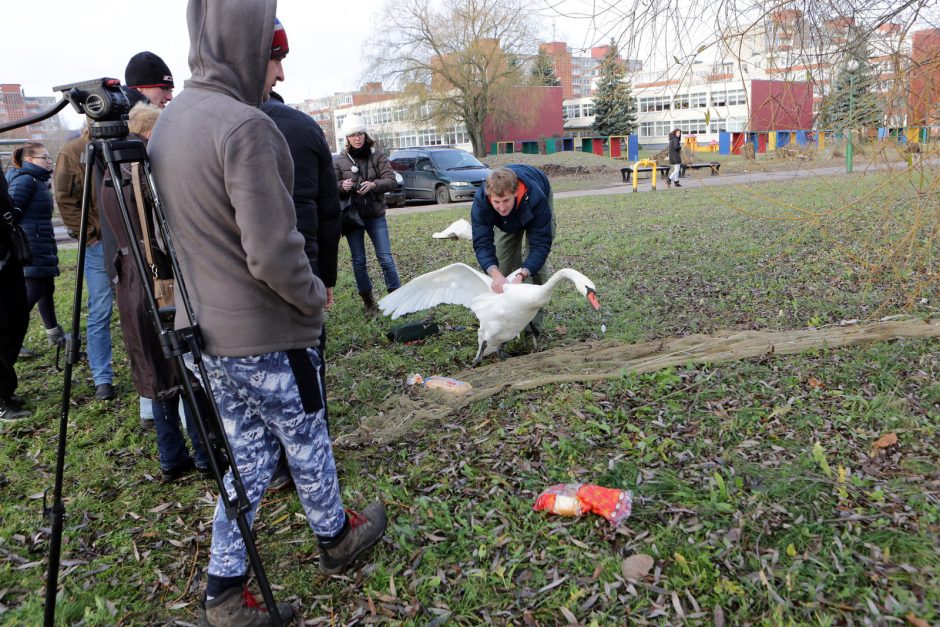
[[370, 0, 539, 156], [538, 0, 935, 93]]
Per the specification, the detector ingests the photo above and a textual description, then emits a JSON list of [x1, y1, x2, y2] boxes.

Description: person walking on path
[[667, 128, 683, 188]]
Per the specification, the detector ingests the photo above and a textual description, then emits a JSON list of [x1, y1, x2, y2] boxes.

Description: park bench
[[680, 162, 722, 176], [620, 164, 669, 183], [620, 162, 722, 183]]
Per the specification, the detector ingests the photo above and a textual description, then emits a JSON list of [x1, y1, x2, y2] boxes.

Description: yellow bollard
[[632, 159, 661, 192]]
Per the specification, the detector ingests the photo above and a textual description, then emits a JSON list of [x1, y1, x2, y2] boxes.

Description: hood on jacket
[[185, 0, 277, 107]]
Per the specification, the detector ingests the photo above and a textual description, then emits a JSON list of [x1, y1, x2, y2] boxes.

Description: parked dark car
[[388, 147, 490, 204], [332, 152, 405, 207]]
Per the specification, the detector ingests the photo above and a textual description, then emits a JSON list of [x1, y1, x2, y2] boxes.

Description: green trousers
[[492, 195, 555, 332]]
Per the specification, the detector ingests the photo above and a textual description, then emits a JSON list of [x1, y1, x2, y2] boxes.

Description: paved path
[[383, 159, 921, 216], [55, 158, 927, 246]]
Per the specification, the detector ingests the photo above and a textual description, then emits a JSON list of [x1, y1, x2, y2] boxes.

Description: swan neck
[[546, 269, 578, 289]]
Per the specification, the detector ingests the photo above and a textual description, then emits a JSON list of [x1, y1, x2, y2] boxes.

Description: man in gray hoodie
[[149, 2, 386, 624]]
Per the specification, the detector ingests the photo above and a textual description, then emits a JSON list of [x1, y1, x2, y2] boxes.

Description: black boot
[[359, 290, 378, 316]]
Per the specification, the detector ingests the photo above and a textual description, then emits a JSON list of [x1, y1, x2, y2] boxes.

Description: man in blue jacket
[[470, 164, 555, 332]]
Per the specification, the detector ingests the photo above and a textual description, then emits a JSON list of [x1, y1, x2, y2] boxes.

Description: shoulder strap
[[130, 163, 157, 275]]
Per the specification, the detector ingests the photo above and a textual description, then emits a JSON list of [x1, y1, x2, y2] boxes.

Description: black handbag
[[340, 197, 365, 234], [386, 319, 441, 343], [5, 171, 35, 266], [9, 222, 32, 266], [340, 153, 370, 234]]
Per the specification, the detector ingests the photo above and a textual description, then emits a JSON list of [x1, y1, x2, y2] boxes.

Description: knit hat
[[271, 18, 289, 59], [340, 114, 367, 137], [125, 52, 174, 89]]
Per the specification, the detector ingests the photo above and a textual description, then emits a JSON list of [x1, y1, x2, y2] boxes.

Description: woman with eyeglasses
[[334, 114, 401, 315], [6, 142, 64, 348]]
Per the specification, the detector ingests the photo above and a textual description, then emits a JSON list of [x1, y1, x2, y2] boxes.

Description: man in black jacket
[[261, 92, 342, 309], [124, 51, 174, 109], [261, 91, 342, 491]]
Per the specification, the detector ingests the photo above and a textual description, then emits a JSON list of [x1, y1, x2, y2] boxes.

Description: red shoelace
[[242, 587, 264, 611], [346, 508, 368, 529]]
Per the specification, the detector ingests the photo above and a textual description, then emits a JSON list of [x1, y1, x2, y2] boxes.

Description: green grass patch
[[1, 173, 937, 624]]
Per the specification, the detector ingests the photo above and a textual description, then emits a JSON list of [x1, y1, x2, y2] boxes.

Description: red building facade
[[909, 28, 940, 128]]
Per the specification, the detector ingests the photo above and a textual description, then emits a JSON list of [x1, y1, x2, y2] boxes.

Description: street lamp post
[[845, 60, 858, 174]]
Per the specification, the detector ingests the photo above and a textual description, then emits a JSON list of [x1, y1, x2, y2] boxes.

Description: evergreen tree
[[591, 41, 637, 136], [817, 42, 881, 130], [530, 49, 561, 86]]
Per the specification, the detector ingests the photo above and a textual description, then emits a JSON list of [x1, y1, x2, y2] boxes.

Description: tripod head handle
[[53, 78, 130, 120]]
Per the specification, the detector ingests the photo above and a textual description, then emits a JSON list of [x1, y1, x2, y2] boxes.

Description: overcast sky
[[3, 0, 617, 129]]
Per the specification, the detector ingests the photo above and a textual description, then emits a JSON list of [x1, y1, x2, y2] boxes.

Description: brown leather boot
[[359, 291, 378, 316]]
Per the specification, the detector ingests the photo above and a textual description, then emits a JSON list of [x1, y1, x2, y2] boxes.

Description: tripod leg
[[88, 140, 285, 624], [44, 141, 97, 627]]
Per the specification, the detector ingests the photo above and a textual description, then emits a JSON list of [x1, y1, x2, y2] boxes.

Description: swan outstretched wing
[[378, 263, 492, 319]]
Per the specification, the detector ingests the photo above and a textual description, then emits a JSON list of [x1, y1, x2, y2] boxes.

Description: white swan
[[432, 218, 473, 240], [378, 263, 600, 364]]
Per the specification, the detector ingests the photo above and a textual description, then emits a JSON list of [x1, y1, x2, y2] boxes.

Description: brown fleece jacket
[[54, 131, 101, 245]]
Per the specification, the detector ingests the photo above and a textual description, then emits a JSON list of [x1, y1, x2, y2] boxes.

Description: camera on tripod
[[53, 78, 130, 139], [4, 75, 286, 626]]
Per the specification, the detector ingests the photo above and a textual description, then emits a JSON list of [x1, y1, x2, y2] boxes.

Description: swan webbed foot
[[525, 323, 541, 352], [496, 344, 509, 360], [471, 341, 487, 367]]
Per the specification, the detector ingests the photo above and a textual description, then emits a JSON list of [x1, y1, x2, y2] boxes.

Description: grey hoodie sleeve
[[223, 118, 326, 316]]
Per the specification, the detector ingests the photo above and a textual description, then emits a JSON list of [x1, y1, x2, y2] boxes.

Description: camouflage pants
[[200, 348, 346, 578]]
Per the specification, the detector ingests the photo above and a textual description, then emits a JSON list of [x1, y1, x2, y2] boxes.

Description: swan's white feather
[[378, 263, 491, 319], [431, 218, 473, 240], [379, 264, 598, 361]]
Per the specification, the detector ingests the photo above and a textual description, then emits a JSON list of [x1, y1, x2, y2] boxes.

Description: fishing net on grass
[[333, 317, 940, 447]]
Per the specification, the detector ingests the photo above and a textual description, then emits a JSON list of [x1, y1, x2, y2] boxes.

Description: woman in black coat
[[6, 142, 64, 345], [667, 129, 683, 188], [98, 103, 208, 481]]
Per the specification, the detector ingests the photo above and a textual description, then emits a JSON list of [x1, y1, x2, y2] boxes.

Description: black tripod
[[26, 82, 285, 626]]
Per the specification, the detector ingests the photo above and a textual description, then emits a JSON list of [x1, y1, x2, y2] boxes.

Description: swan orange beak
[[586, 288, 600, 310]]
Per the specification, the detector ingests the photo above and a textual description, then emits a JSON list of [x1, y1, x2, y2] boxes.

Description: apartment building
[[294, 83, 399, 151], [332, 99, 474, 153], [562, 17, 935, 145], [540, 42, 642, 99], [1, 84, 63, 140]]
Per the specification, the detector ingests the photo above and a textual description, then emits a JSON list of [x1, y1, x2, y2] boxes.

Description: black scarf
[[349, 144, 372, 160]]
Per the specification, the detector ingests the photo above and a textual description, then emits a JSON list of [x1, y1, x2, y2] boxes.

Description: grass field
[[1, 172, 937, 624]]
